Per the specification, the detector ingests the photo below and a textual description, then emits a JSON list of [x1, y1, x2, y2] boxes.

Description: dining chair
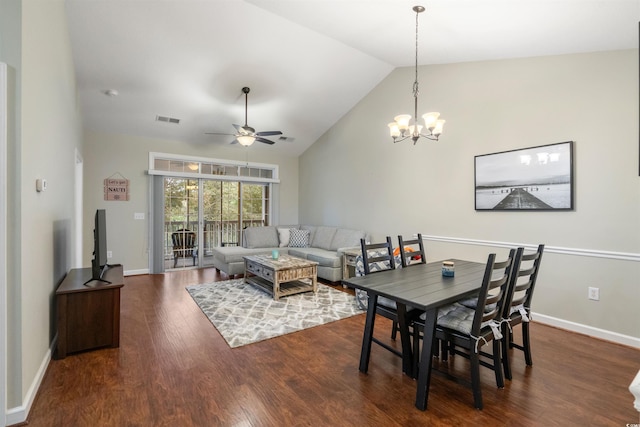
[[387, 233, 427, 341], [355, 237, 406, 358], [397, 233, 426, 268], [501, 244, 544, 380], [411, 249, 519, 410]]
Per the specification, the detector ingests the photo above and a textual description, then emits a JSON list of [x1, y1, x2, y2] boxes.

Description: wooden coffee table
[[243, 254, 318, 300]]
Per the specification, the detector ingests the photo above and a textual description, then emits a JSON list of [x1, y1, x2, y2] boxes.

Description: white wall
[[299, 50, 640, 342], [82, 130, 300, 272], [0, 1, 21, 423], [4, 0, 83, 423]]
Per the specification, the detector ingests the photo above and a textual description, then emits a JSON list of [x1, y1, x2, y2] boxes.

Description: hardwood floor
[[23, 268, 639, 426]]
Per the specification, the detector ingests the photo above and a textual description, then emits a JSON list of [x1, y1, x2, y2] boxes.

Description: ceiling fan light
[[237, 135, 256, 146]]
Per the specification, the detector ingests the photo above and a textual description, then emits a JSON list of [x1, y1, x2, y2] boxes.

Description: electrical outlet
[[134, 212, 145, 220], [107, 251, 113, 259], [588, 287, 600, 301]]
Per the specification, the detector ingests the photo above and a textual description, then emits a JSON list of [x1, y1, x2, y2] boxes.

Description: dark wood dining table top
[[342, 259, 487, 309]]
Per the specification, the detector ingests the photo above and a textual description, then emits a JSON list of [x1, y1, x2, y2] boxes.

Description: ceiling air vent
[[155, 115, 180, 124]]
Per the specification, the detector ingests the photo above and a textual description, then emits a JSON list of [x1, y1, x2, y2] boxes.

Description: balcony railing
[[164, 220, 265, 258]]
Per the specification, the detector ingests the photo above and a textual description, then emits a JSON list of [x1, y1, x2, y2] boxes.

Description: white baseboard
[[6, 348, 51, 425], [124, 268, 149, 276], [533, 312, 640, 349]]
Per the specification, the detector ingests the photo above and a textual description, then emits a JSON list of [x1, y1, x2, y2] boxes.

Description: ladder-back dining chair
[[355, 237, 406, 358], [397, 233, 426, 268], [386, 233, 427, 341], [411, 249, 519, 409], [501, 244, 545, 380]]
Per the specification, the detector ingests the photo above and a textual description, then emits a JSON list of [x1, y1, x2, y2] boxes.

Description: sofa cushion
[[288, 229, 311, 248], [312, 226, 337, 250], [330, 228, 366, 250], [300, 225, 316, 243], [288, 247, 342, 268], [244, 226, 279, 249], [277, 227, 292, 247]]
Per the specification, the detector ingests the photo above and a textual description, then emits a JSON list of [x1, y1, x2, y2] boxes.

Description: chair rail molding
[[422, 235, 640, 263], [422, 234, 640, 349]]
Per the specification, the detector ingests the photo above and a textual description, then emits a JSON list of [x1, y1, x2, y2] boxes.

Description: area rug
[[186, 279, 365, 348]]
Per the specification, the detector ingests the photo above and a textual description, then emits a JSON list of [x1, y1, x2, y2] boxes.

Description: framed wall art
[[474, 141, 574, 211]]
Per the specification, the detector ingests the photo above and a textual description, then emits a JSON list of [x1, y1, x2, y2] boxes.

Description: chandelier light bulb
[[422, 112, 441, 130], [432, 119, 445, 136], [388, 122, 401, 138], [394, 115, 412, 132], [409, 124, 423, 136]]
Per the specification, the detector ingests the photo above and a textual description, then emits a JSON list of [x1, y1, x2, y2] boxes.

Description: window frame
[[147, 152, 280, 184]]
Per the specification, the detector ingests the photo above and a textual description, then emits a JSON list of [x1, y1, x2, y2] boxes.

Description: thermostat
[[36, 178, 47, 192]]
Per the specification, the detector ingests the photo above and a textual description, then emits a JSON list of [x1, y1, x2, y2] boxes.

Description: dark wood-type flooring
[[22, 268, 640, 426]]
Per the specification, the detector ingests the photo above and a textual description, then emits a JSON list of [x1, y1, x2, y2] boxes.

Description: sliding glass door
[[163, 177, 270, 270], [164, 178, 199, 269]]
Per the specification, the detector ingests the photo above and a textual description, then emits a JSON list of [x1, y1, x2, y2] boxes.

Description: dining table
[[342, 258, 488, 410]]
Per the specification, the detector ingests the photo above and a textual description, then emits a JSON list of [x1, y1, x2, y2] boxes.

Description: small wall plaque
[[104, 173, 129, 201]]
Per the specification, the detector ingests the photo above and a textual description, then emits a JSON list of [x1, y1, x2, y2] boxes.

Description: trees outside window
[[164, 178, 270, 264]]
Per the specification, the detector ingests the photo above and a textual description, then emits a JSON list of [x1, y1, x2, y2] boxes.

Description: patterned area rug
[[186, 279, 364, 348]]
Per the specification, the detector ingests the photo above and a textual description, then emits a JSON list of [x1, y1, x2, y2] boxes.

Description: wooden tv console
[[54, 265, 124, 359]]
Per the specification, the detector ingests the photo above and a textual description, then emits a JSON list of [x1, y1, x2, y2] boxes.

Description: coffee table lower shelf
[[245, 275, 315, 299]]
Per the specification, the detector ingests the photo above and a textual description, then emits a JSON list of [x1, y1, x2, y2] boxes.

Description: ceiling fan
[[206, 87, 282, 146]]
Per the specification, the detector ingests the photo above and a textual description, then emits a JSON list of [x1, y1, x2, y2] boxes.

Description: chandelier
[[388, 5, 445, 144]]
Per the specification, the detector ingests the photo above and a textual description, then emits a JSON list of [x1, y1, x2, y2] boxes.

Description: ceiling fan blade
[[205, 132, 235, 136], [256, 130, 282, 136], [255, 137, 276, 145], [232, 124, 243, 132]]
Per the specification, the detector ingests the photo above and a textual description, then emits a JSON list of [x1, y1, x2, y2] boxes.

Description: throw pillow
[[244, 226, 279, 249], [277, 227, 291, 248], [288, 229, 310, 248]]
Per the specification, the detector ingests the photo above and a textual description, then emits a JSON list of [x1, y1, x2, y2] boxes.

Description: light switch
[[134, 212, 145, 220], [36, 178, 47, 192]]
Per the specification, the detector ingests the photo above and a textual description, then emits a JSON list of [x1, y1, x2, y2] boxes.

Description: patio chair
[[172, 229, 197, 267]]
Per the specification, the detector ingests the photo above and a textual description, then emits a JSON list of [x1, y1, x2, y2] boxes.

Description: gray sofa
[[210, 225, 366, 282]]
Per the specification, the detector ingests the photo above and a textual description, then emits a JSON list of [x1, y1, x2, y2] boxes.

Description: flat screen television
[[84, 209, 111, 286]]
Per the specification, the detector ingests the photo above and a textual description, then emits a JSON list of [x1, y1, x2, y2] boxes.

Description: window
[[150, 153, 278, 270], [148, 152, 278, 183]]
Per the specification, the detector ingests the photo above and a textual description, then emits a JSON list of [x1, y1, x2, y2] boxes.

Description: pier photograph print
[[474, 141, 574, 211]]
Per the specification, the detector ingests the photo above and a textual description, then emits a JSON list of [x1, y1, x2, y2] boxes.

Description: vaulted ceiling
[[65, 0, 640, 157]]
